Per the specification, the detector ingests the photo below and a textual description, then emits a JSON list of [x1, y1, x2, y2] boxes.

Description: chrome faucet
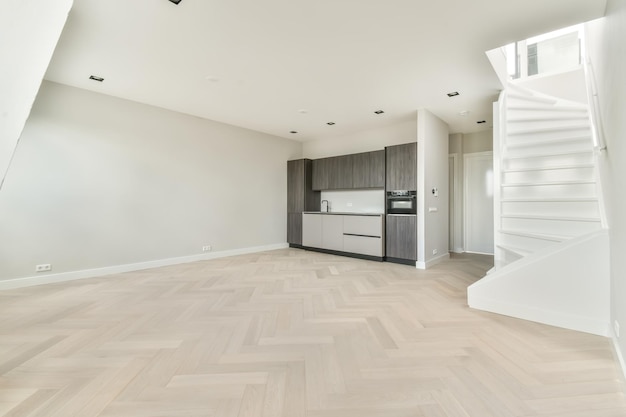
[[321, 200, 329, 212]]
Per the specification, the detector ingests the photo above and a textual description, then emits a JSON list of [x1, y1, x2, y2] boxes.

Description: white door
[[464, 152, 494, 254]]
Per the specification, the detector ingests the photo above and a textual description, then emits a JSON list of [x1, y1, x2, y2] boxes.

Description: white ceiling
[[44, 0, 607, 141]]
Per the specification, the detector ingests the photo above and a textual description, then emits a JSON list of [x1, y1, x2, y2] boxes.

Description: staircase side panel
[[468, 230, 610, 336]]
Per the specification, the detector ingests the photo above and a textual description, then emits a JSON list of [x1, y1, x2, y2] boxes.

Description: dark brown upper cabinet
[[312, 150, 384, 190], [353, 150, 385, 189]]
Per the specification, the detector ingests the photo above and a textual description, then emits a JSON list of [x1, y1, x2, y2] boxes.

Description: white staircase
[[494, 83, 604, 269], [468, 81, 610, 337]]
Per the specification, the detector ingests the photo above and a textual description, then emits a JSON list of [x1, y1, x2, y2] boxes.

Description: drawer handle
[[343, 233, 380, 238]]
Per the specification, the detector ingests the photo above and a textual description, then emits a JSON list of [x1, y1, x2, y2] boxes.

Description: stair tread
[[506, 135, 592, 149], [501, 179, 596, 187], [499, 229, 569, 242], [504, 150, 593, 160], [507, 114, 590, 123], [502, 164, 594, 172], [501, 214, 602, 222], [508, 105, 588, 113], [501, 197, 598, 202], [496, 244, 533, 257], [507, 92, 559, 105], [508, 125, 591, 135]]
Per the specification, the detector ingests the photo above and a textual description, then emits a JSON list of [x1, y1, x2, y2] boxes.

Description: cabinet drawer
[[343, 215, 382, 237], [343, 235, 383, 257]]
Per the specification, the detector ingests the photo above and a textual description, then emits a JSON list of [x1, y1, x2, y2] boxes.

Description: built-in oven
[[386, 190, 416, 214]]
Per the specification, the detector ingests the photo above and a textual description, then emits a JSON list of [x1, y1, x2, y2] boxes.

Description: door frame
[[463, 151, 494, 255], [448, 153, 463, 253]]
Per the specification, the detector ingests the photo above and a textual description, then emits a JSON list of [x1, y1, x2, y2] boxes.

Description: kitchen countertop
[[303, 211, 384, 216]]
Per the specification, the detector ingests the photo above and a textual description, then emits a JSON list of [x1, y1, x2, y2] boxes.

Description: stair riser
[[501, 218, 602, 237], [498, 233, 559, 252], [504, 153, 594, 170], [501, 201, 601, 218], [507, 119, 590, 131], [507, 96, 558, 107], [501, 183, 597, 199], [505, 142, 593, 158], [503, 168, 594, 184], [495, 249, 524, 268], [508, 108, 589, 120], [507, 128, 591, 142]]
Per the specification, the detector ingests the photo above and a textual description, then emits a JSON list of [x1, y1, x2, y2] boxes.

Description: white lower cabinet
[[302, 213, 383, 258], [322, 215, 344, 251], [302, 214, 322, 247]]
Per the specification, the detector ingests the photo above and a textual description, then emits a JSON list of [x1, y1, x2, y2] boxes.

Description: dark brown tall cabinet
[[287, 159, 320, 246], [385, 215, 417, 261], [385, 142, 418, 263], [386, 142, 417, 191]]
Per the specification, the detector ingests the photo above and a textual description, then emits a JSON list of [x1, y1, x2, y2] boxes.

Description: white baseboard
[[416, 252, 451, 270], [0, 243, 289, 291]]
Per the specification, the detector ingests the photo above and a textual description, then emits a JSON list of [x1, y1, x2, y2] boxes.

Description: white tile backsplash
[[320, 190, 385, 213]]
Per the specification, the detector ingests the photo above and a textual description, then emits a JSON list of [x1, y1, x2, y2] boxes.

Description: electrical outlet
[[35, 264, 51, 272], [615, 320, 620, 338], [202, 245, 212, 252], [432, 249, 438, 255]]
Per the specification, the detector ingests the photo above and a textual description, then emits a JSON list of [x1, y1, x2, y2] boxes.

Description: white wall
[[417, 109, 449, 268], [319, 190, 384, 214], [0, 0, 73, 189], [585, 0, 626, 370], [0, 81, 301, 283], [302, 119, 416, 158], [515, 67, 588, 104]]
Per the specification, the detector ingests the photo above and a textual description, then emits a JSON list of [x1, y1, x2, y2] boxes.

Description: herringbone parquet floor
[[1, 249, 625, 417]]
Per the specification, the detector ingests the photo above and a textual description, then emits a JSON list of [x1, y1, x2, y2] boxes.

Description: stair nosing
[[498, 229, 568, 242]]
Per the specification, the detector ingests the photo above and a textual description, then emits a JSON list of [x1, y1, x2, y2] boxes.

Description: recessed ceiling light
[[458, 110, 470, 116], [477, 120, 486, 124], [290, 131, 298, 134], [447, 92, 460, 97], [374, 110, 384, 114], [169, 0, 182, 4], [89, 75, 104, 82], [205, 76, 219, 82], [326, 122, 336, 125], [297, 109, 308, 114]]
